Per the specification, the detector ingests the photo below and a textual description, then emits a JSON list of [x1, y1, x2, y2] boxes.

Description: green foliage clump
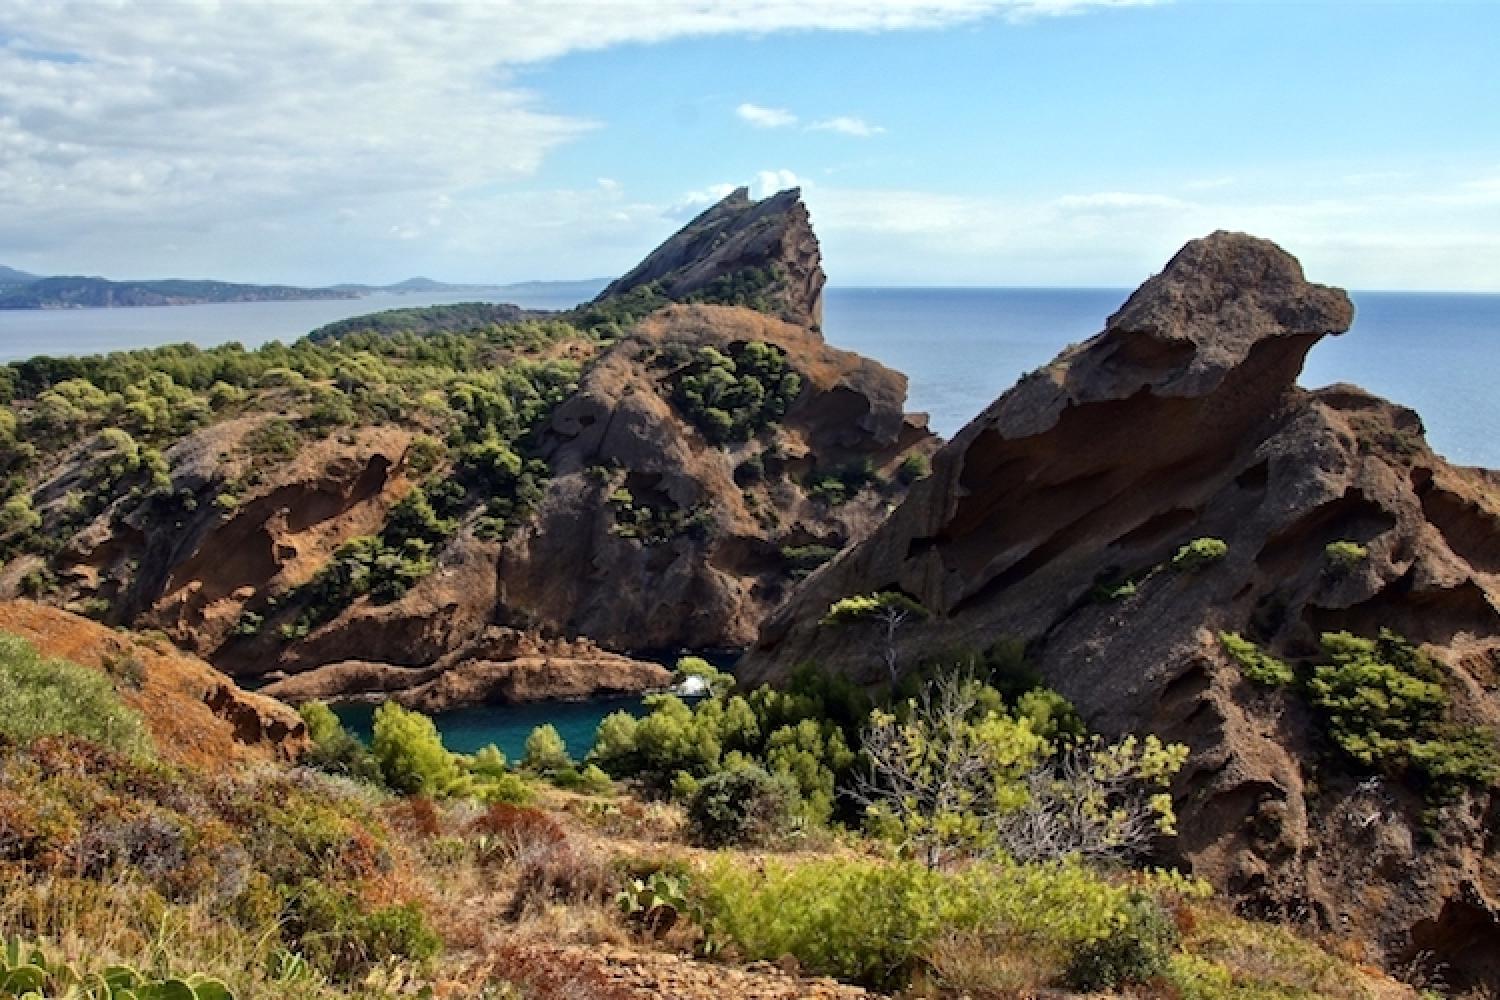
[[371, 701, 462, 795], [607, 486, 715, 545], [1064, 893, 1178, 990], [1308, 629, 1498, 798], [779, 543, 839, 580], [681, 264, 784, 313], [0, 632, 150, 756], [668, 341, 802, 444], [283, 881, 440, 978], [299, 701, 382, 785], [522, 724, 572, 773], [805, 458, 877, 506], [695, 855, 1143, 988], [1324, 539, 1369, 571], [821, 590, 929, 628], [897, 451, 931, 484], [1219, 632, 1296, 687], [686, 765, 800, 847], [1171, 537, 1228, 571]]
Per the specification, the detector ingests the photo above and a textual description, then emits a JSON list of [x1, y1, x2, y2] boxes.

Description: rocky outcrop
[[1, 188, 927, 707], [0, 599, 307, 767], [741, 232, 1500, 985], [597, 188, 826, 328], [496, 303, 932, 649], [262, 626, 672, 713]]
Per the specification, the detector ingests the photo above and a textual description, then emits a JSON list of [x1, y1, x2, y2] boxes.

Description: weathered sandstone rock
[[741, 232, 1500, 985]]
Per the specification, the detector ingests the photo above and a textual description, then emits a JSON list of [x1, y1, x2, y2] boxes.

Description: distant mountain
[[0, 265, 39, 288], [0, 275, 356, 310], [0, 266, 610, 310], [328, 277, 610, 297], [492, 278, 610, 300]]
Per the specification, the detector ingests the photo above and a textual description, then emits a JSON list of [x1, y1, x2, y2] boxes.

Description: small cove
[[332, 693, 654, 762]]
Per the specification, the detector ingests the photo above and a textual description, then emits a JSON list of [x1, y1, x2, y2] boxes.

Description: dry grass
[[0, 866, 356, 1000], [913, 931, 1066, 997], [1182, 904, 1413, 1000]]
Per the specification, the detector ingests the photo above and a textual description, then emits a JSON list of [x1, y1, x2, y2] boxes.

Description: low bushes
[[685, 766, 799, 847], [694, 855, 1161, 989], [1219, 632, 1295, 687], [0, 737, 436, 984], [1309, 629, 1497, 798], [0, 632, 150, 756]]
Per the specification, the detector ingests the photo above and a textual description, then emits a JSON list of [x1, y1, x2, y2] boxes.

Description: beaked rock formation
[[741, 232, 1500, 985]]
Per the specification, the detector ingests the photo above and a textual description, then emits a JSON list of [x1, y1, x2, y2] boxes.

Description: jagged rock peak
[[596, 186, 826, 328]]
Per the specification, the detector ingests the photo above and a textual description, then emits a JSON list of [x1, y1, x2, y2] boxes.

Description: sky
[[1, 0, 1498, 291]]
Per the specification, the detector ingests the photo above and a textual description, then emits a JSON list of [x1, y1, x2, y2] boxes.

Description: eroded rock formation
[[597, 187, 826, 328], [741, 232, 1500, 985]]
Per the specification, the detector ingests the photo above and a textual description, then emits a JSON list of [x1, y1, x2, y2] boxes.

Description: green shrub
[[669, 341, 802, 444], [1171, 537, 1228, 570], [897, 452, 931, 484], [299, 701, 383, 785], [1219, 632, 1295, 687], [0, 632, 150, 755], [284, 879, 440, 978], [1324, 540, 1369, 571], [806, 458, 877, 506], [1064, 893, 1178, 990], [588, 710, 642, 776], [522, 724, 572, 773], [1308, 629, 1498, 798], [686, 765, 800, 847], [695, 856, 1138, 988], [370, 701, 460, 795]]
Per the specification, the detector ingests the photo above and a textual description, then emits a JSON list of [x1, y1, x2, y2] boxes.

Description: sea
[[4, 285, 1498, 752]]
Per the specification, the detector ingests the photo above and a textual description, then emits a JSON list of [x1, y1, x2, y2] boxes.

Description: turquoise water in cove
[[332, 695, 655, 763], [5, 283, 1499, 749]]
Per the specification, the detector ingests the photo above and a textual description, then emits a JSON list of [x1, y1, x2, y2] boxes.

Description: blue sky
[[1, 1, 1497, 290]]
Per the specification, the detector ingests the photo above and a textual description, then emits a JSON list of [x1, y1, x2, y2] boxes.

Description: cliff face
[[596, 188, 826, 329], [741, 232, 1500, 985]]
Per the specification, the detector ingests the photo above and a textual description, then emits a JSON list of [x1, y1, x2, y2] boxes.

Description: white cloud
[[808, 116, 886, 137], [802, 175, 1500, 291], [737, 103, 799, 129], [0, 0, 1156, 280], [755, 170, 808, 197]]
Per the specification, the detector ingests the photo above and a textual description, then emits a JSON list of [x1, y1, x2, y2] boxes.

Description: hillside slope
[[0, 189, 931, 706]]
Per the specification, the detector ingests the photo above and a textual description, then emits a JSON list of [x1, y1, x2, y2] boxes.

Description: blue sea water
[[5, 283, 1498, 752], [332, 695, 653, 763], [821, 287, 1500, 468]]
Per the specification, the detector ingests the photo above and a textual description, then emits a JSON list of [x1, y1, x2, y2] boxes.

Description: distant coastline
[[0, 267, 607, 311]]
